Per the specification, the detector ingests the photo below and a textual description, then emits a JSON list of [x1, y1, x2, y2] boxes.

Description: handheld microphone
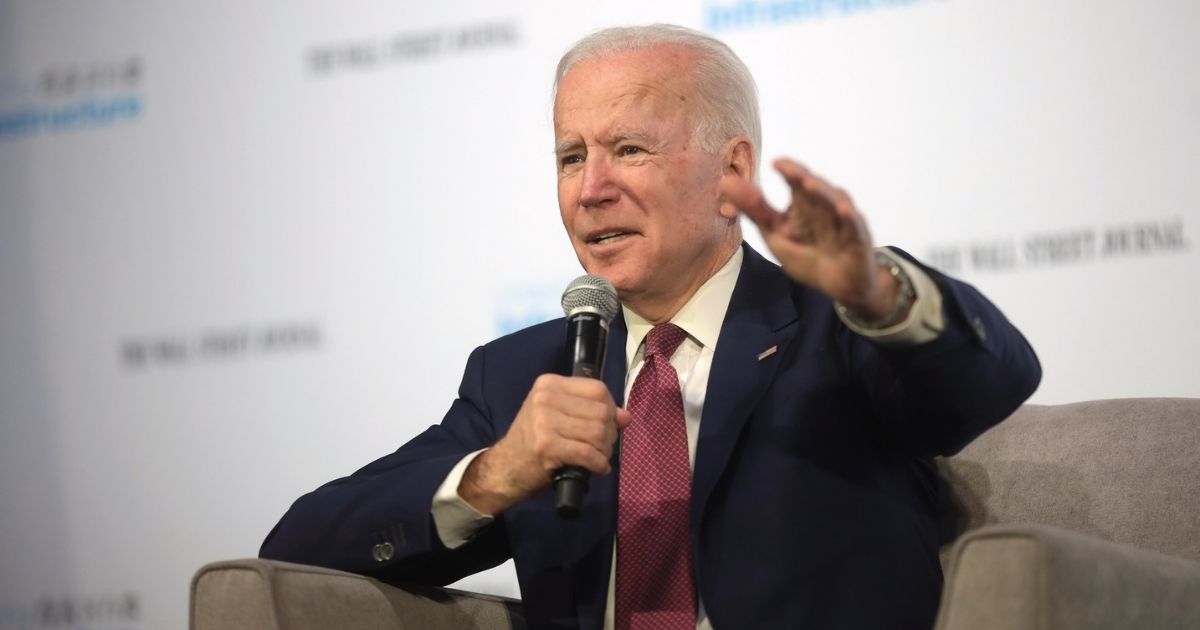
[[554, 274, 619, 518]]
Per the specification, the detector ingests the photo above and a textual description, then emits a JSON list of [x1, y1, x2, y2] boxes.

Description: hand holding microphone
[[457, 276, 628, 519]]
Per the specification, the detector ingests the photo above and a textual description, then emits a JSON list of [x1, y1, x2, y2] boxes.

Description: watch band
[[835, 250, 916, 330]]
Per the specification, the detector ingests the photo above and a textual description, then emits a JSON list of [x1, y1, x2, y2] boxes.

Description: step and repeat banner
[[2, 1, 1197, 628]]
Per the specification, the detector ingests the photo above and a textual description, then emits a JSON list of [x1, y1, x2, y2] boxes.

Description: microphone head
[[561, 275, 619, 323]]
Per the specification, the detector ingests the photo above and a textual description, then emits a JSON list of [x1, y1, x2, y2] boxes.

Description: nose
[[578, 155, 618, 208]]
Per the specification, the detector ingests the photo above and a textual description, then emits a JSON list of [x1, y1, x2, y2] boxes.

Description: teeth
[[594, 232, 626, 244]]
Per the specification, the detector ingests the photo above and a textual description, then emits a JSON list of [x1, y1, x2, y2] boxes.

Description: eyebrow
[[553, 131, 655, 157], [610, 131, 654, 146], [554, 139, 583, 157]]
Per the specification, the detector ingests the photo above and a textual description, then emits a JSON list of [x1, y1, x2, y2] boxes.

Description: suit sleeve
[[258, 345, 512, 585], [840, 248, 1043, 457]]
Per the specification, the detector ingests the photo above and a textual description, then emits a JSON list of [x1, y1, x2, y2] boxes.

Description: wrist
[[458, 447, 519, 516], [836, 250, 915, 329]]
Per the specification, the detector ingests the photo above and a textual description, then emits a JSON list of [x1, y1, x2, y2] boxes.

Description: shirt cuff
[[430, 449, 495, 549], [836, 248, 945, 346]]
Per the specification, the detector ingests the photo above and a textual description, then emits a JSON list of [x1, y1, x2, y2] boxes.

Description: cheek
[[673, 163, 723, 221]]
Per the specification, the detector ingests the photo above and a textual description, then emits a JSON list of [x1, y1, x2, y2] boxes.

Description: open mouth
[[588, 231, 633, 245]]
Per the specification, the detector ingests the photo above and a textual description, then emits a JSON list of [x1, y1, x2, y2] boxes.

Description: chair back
[[938, 398, 1200, 564]]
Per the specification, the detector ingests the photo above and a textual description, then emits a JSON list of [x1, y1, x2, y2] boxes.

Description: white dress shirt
[[431, 247, 944, 630]]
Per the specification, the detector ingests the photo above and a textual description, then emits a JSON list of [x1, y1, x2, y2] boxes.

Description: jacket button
[[971, 316, 988, 341], [371, 542, 394, 562]]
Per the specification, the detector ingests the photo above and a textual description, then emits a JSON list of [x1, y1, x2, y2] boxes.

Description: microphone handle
[[553, 466, 589, 518], [554, 313, 608, 518]]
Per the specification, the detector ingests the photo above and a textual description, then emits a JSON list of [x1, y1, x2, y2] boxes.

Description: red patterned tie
[[616, 323, 695, 630]]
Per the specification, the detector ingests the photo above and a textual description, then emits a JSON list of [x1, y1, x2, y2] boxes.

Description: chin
[[602, 271, 645, 301], [576, 249, 650, 299], [580, 257, 617, 279]]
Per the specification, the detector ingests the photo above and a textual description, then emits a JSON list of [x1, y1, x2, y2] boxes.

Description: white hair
[[554, 24, 761, 163]]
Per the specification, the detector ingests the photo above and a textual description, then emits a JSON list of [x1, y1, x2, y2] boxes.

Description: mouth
[[586, 230, 637, 245]]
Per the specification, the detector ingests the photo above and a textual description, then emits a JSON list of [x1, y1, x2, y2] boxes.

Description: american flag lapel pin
[[757, 345, 778, 361]]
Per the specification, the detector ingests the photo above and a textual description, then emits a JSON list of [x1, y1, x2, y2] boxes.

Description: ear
[[719, 136, 755, 220]]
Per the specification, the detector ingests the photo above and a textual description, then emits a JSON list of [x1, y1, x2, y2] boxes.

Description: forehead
[[553, 46, 698, 132]]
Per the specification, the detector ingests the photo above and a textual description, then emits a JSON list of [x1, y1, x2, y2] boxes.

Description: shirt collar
[[623, 246, 744, 367]]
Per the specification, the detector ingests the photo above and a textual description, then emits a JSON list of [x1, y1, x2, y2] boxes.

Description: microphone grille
[[561, 275, 619, 322]]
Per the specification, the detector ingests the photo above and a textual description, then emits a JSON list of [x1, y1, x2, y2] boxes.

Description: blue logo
[[706, 0, 941, 33], [0, 96, 142, 139], [493, 279, 575, 337], [0, 57, 143, 141]]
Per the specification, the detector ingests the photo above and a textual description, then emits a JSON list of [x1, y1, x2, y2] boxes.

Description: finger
[[560, 375, 617, 401], [774, 158, 840, 211], [532, 373, 614, 403], [526, 382, 619, 432], [554, 440, 612, 475], [526, 411, 612, 473], [528, 393, 615, 441], [774, 159, 867, 243], [553, 413, 616, 451], [560, 395, 613, 423], [719, 173, 785, 232]]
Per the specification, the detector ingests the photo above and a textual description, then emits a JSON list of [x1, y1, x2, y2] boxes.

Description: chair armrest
[[190, 558, 525, 630], [935, 524, 1200, 630]]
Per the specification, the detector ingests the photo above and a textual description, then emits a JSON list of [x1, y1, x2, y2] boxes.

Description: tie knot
[[645, 323, 688, 359]]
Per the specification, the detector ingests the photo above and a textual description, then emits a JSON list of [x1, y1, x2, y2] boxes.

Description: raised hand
[[720, 158, 901, 321]]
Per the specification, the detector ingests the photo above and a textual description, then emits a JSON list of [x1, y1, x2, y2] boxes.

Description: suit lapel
[[604, 312, 628, 407], [690, 244, 800, 528]]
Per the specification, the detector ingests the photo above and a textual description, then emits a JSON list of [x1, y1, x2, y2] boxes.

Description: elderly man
[[261, 24, 1040, 630]]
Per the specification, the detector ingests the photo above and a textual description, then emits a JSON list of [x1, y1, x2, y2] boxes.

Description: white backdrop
[[1, 1, 1197, 628]]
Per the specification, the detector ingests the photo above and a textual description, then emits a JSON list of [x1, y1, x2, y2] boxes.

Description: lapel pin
[[757, 345, 777, 361]]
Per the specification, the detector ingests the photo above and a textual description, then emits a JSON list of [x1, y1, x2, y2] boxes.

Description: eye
[[618, 145, 643, 156], [559, 154, 583, 168]]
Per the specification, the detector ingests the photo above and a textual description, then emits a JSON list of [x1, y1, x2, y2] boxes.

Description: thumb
[[614, 407, 634, 429]]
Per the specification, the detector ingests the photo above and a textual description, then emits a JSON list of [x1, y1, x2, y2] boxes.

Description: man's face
[[554, 47, 735, 316]]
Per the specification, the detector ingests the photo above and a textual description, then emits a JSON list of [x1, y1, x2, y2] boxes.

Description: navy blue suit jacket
[[261, 244, 1041, 629]]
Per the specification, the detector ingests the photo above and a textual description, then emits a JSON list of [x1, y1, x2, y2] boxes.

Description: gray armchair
[[934, 397, 1200, 629], [191, 398, 1200, 629]]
